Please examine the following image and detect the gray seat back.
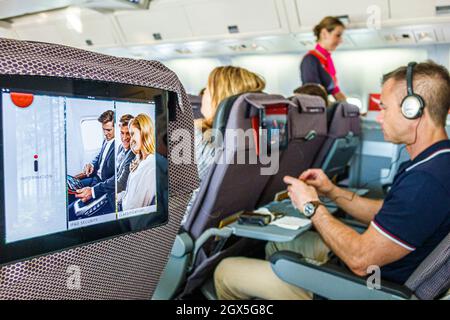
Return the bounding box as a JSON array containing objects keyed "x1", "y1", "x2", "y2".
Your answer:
[
  {"x1": 313, "y1": 102, "x2": 361, "y2": 178},
  {"x1": 406, "y1": 232, "x2": 450, "y2": 300},
  {"x1": 0, "y1": 38, "x2": 198, "y2": 300},
  {"x1": 180, "y1": 93, "x2": 294, "y2": 297},
  {"x1": 257, "y1": 94, "x2": 328, "y2": 206},
  {"x1": 188, "y1": 94, "x2": 203, "y2": 119},
  {"x1": 183, "y1": 93, "x2": 294, "y2": 244}
]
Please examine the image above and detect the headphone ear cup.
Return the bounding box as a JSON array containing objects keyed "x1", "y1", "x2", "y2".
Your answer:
[
  {"x1": 401, "y1": 94, "x2": 424, "y2": 119},
  {"x1": 416, "y1": 95, "x2": 425, "y2": 117}
]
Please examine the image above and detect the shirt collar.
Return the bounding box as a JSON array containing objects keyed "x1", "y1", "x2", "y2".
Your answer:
[
  {"x1": 315, "y1": 44, "x2": 331, "y2": 58},
  {"x1": 412, "y1": 139, "x2": 450, "y2": 162},
  {"x1": 402, "y1": 139, "x2": 450, "y2": 171}
]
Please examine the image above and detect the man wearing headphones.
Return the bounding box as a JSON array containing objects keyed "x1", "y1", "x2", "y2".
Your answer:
[{"x1": 214, "y1": 61, "x2": 450, "y2": 300}]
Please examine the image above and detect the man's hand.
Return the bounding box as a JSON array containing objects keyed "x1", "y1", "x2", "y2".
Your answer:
[
  {"x1": 83, "y1": 163, "x2": 94, "y2": 177},
  {"x1": 284, "y1": 176, "x2": 320, "y2": 211},
  {"x1": 75, "y1": 187, "x2": 93, "y2": 203},
  {"x1": 299, "y1": 169, "x2": 335, "y2": 197}
]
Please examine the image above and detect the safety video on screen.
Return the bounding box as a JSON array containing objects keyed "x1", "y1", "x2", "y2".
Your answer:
[{"x1": 2, "y1": 90, "x2": 158, "y2": 243}]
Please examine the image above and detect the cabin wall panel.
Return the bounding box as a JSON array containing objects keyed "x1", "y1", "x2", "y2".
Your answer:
[{"x1": 162, "y1": 57, "x2": 223, "y2": 95}]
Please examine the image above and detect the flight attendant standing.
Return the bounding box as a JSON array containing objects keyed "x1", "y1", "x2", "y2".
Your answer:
[{"x1": 300, "y1": 16, "x2": 347, "y2": 101}]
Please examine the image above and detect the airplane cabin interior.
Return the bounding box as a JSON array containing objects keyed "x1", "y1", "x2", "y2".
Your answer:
[{"x1": 0, "y1": 0, "x2": 449, "y2": 303}]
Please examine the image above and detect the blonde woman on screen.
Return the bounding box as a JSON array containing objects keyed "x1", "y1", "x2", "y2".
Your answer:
[{"x1": 118, "y1": 113, "x2": 156, "y2": 211}]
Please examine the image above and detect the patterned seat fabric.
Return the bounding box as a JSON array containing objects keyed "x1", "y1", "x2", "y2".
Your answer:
[
  {"x1": 406, "y1": 232, "x2": 450, "y2": 300},
  {"x1": 0, "y1": 38, "x2": 199, "y2": 299}
]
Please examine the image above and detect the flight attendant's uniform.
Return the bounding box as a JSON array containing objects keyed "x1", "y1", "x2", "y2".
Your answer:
[{"x1": 300, "y1": 44, "x2": 341, "y2": 96}]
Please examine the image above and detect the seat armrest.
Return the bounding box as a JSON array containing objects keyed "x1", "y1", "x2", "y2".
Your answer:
[
  {"x1": 270, "y1": 251, "x2": 413, "y2": 300},
  {"x1": 171, "y1": 233, "x2": 194, "y2": 258},
  {"x1": 188, "y1": 227, "x2": 234, "y2": 272}
]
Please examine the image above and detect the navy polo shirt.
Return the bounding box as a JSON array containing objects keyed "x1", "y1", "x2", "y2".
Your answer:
[{"x1": 372, "y1": 140, "x2": 450, "y2": 284}]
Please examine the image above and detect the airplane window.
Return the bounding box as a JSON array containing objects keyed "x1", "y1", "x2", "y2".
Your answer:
[
  {"x1": 347, "y1": 97, "x2": 363, "y2": 111},
  {"x1": 80, "y1": 118, "x2": 103, "y2": 152}
]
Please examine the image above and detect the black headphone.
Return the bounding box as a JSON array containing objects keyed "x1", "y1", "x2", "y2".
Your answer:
[{"x1": 401, "y1": 62, "x2": 425, "y2": 119}]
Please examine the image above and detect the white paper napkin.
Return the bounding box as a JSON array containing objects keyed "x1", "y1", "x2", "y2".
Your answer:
[{"x1": 270, "y1": 216, "x2": 311, "y2": 230}]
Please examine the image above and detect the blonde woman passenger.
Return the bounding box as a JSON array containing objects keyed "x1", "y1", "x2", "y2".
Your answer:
[
  {"x1": 194, "y1": 66, "x2": 266, "y2": 180},
  {"x1": 118, "y1": 113, "x2": 156, "y2": 211},
  {"x1": 183, "y1": 66, "x2": 266, "y2": 223}
]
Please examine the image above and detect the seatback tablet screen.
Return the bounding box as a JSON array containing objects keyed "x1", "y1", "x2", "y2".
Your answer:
[{"x1": 0, "y1": 75, "x2": 169, "y2": 265}]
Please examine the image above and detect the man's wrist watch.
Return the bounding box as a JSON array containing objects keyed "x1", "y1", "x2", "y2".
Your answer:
[{"x1": 302, "y1": 200, "x2": 323, "y2": 218}]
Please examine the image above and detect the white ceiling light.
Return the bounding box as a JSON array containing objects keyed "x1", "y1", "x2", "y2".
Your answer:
[
  {"x1": 175, "y1": 48, "x2": 193, "y2": 55},
  {"x1": 382, "y1": 31, "x2": 415, "y2": 44},
  {"x1": 415, "y1": 30, "x2": 436, "y2": 43},
  {"x1": 228, "y1": 43, "x2": 266, "y2": 52},
  {"x1": 299, "y1": 40, "x2": 315, "y2": 47}
]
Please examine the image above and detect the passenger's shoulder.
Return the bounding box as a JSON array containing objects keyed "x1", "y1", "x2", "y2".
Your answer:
[
  {"x1": 401, "y1": 169, "x2": 449, "y2": 195},
  {"x1": 301, "y1": 53, "x2": 320, "y2": 65}
]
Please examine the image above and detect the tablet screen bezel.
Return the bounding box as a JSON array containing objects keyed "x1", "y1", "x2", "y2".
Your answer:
[{"x1": 0, "y1": 75, "x2": 170, "y2": 265}]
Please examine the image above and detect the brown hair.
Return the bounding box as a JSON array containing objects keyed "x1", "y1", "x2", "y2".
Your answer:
[
  {"x1": 98, "y1": 110, "x2": 114, "y2": 124},
  {"x1": 203, "y1": 66, "x2": 266, "y2": 130},
  {"x1": 119, "y1": 114, "x2": 133, "y2": 127},
  {"x1": 382, "y1": 60, "x2": 450, "y2": 127},
  {"x1": 294, "y1": 83, "x2": 329, "y2": 106},
  {"x1": 313, "y1": 16, "x2": 345, "y2": 41}
]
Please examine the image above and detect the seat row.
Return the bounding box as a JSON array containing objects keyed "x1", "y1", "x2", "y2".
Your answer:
[{"x1": 154, "y1": 91, "x2": 361, "y2": 299}]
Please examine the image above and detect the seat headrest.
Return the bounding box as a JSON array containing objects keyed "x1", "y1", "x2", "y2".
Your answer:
[
  {"x1": 211, "y1": 93, "x2": 243, "y2": 142},
  {"x1": 188, "y1": 94, "x2": 202, "y2": 107},
  {"x1": 326, "y1": 102, "x2": 361, "y2": 137},
  {"x1": 244, "y1": 93, "x2": 296, "y2": 117},
  {"x1": 188, "y1": 94, "x2": 204, "y2": 119},
  {"x1": 338, "y1": 102, "x2": 360, "y2": 118},
  {"x1": 290, "y1": 94, "x2": 326, "y2": 114},
  {"x1": 327, "y1": 101, "x2": 360, "y2": 120},
  {"x1": 211, "y1": 92, "x2": 293, "y2": 147},
  {"x1": 289, "y1": 94, "x2": 328, "y2": 139}
]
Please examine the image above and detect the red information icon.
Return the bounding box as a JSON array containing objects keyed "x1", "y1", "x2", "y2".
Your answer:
[
  {"x1": 10, "y1": 92, "x2": 34, "y2": 108},
  {"x1": 34, "y1": 155, "x2": 39, "y2": 172}
]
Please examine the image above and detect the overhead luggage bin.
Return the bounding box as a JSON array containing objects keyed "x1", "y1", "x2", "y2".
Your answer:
[
  {"x1": 291, "y1": 0, "x2": 390, "y2": 30},
  {"x1": 114, "y1": 2, "x2": 194, "y2": 45},
  {"x1": 390, "y1": 0, "x2": 436, "y2": 20},
  {"x1": 11, "y1": 7, "x2": 121, "y2": 48},
  {"x1": 184, "y1": 0, "x2": 289, "y2": 39}
]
